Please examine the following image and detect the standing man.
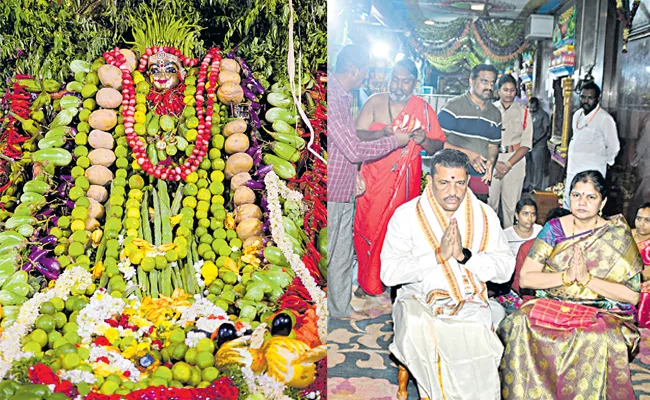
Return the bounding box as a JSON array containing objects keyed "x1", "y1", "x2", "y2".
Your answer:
[
  {"x1": 525, "y1": 97, "x2": 551, "y2": 191},
  {"x1": 381, "y1": 149, "x2": 515, "y2": 400},
  {"x1": 353, "y1": 59, "x2": 445, "y2": 296},
  {"x1": 489, "y1": 74, "x2": 533, "y2": 228},
  {"x1": 438, "y1": 64, "x2": 502, "y2": 203},
  {"x1": 328, "y1": 45, "x2": 411, "y2": 318},
  {"x1": 564, "y1": 82, "x2": 620, "y2": 208}
]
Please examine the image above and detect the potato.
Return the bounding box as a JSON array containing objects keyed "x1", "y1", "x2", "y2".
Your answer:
[
  {"x1": 233, "y1": 186, "x2": 256, "y2": 206},
  {"x1": 88, "y1": 148, "x2": 116, "y2": 167},
  {"x1": 97, "y1": 64, "x2": 123, "y2": 89},
  {"x1": 85, "y1": 165, "x2": 114, "y2": 186},
  {"x1": 86, "y1": 185, "x2": 109, "y2": 203},
  {"x1": 230, "y1": 172, "x2": 252, "y2": 191},
  {"x1": 85, "y1": 218, "x2": 100, "y2": 231},
  {"x1": 95, "y1": 88, "x2": 123, "y2": 109},
  {"x1": 224, "y1": 153, "x2": 253, "y2": 180},
  {"x1": 217, "y1": 82, "x2": 244, "y2": 104},
  {"x1": 220, "y1": 59, "x2": 241, "y2": 74},
  {"x1": 236, "y1": 218, "x2": 263, "y2": 241},
  {"x1": 243, "y1": 236, "x2": 264, "y2": 249},
  {"x1": 87, "y1": 198, "x2": 105, "y2": 219},
  {"x1": 88, "y1": 130, "x2": 114, "y2": 150},
  {"x1": 218, "y1": 70, "x2": 241, "y2": 85},
  {"x1": 224, "y1": 133, "x2": 249, "y2": 154},
  {"x1": 89, "y1": 109, "x2": 118, "y2": 131},
  {"x1": 223, "y1": 119, "x2": 247, "y2": 137},
  {"x1": 119, "y1": 49, "x2": 137, "y2": 72},
  {"x1": 235, "y1": 204, "x2": 262, "y2": 223}
]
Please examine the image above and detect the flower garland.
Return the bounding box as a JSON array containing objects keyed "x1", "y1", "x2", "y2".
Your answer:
[
  {"x1": 616, "y1": 0, "x2": 642, "y2": 52},
  {"x1": 264, "y1": 171, "x2": 327, "y2": 342},
  {"x1": 76, "y1": 289, "x2": 126, "y2": 344},
  {"x1": 89, "y1": 344, "x2": 141, "y2": 382},
  {"x1": 241, "y1": 366, "x2": 291, "y2": 400},
  {"x1": 0, "y1": 267, "x2": 92, "y2": 380},
  {"x1": 103, "y1": 46, "x2": 221, "y2": 181}
]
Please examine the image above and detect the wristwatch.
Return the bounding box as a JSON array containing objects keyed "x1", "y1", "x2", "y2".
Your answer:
[{"x1": 458, "y1": 248, "x2": 472, "y2": 264}]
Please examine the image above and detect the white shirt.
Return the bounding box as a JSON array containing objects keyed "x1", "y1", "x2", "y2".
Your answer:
[
  {"x1": 503, "y1": 224, "x2": 542, "y2": 257},
  {"x1": 567, "y1": 106, "x2": 620, "y2": 176}
]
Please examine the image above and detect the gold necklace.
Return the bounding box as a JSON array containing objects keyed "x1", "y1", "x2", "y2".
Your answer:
[{"x1": 572, "y1": 216, "x2": 599, "y2": 237}]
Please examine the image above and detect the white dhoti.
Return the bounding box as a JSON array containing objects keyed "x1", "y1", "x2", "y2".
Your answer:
[{"x1": 390, "y1": 297, "x2": 504, "y2": 400}]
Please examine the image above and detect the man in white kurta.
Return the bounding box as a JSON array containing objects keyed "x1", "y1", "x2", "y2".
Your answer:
[
  {"x1": 564, "y1": 82, "x2": 619, "y2": 207},
  {"x1": 381, "y1": 149, "x2": 515, "y2": 400}
]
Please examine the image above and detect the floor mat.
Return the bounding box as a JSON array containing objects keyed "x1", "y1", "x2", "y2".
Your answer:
[{"x1": 328, "y1": 288, "x2": 650, "y2": 399}]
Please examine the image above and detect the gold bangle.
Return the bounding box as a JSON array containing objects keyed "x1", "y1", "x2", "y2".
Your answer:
[
  {"x1": 561, "y1": 271, "x2": 571, "y2": 286},
  {"x1": 577, "y1": 274, "x2": 592, "y2": 288}
]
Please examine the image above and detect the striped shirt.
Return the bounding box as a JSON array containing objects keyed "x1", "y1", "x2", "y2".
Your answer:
[
  {"x1": 328, "y1": 75, "x2": 398, "y2": 203},
  {"x1": 438, "y1": 92, "x2": 502, "y2": 174}
]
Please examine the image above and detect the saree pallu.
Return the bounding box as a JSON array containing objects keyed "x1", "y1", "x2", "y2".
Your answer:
[{"x1": 497, "y1": 215, "x2": 643, "y2": 400}]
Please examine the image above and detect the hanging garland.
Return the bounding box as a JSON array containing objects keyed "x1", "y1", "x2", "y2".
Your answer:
[
  {"x1": 473, "y1": 19, "x2": 527, "y2": 55},
  {"x1": 471, "y1": 23, "x2": 531, "y2": 62},
  {"x1": 616, "y1": 0, "x2": 642, "y2": 52}
]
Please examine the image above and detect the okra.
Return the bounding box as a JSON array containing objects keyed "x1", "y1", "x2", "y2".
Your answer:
[
  {"x1": 152, "y1": 188, "x2": 162, "y2": 246},
  {"x1": 170, "y1": 183, "x2": 184, "y2": 215},
  {"x1": 141, "y1": 191, "x2": 152, "y2": 244},
  {"x1": 158, "y1": 181, "x2": 172, "y2": 244},
  {"x1": 149, "y1": 269, "x2": 159, "y2": 298}
]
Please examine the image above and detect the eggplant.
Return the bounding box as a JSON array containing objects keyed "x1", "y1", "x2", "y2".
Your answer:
[
  {"x1": 65, "y1": 200, "x2": 75, "y2": 209},
  {"x1": 250, "y1": 102, "x2": 261, "y2": 111},
  {"x1": 217, "y1": 322, "x2": 238, "y2": 348},
  {"x1": 271, "y1": 313, "x2": 293, "y2": 336},
  {"x1": 246, "y1": 146, "x2": 259, "y2": 157},
  {"x1": 262, "y1": 219, "x2": 271, "y2": 232},
  {"x1": 39, "y1": 235, "x2": 57, "y2": 246},
  {"x1": 35, "y1": 263, "x2": 59, "y2": 280},
  {"x1": 241, "y1": 85, "x2": 257, "y2": 102},
  {"x1": 246, "y1": 180, "x2": 265, "y2": 190},
  {"x1": 250, "y1": 110, "x2": 262, "y2": 128},
  {"x1": 39, "y1": 258, "x2": 61, "y2": 272},
  {"x1": 256, "y1": 165, "x2": 273, "y2": 176}
]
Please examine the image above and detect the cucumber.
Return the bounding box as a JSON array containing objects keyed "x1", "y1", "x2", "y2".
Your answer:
[
  {"x1": 19, "y1": 192, "x2": 46, "y2": 205},
  {"x1": 268, "y1": 130, "x2": 305, "y2": 150},
  {"x1": 4, "y1": 216, "x2": 36, "y2": 230},
  {"x1": 262, "y1": 154, "x2": 296, "y2": 179},
  {"x1": 263, "y1": 246, "x2": 288, "y2": 266},
  {"x1": 271, "y1": 141, "x2": 301, "y2": 163},
  {"x1": 23, "y1": 180, "x2": 50, "y2": 195},
  {"x1": 37, "y1": 135, "x2": 66, "y2": 150},
  {"x1": 32, "y1": 148, "x2": 72, "y2": 166}
]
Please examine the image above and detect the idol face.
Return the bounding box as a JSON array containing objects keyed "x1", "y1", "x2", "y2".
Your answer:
[{"x1": 148, "y1": 59, "x2": 184, "y2": 91}]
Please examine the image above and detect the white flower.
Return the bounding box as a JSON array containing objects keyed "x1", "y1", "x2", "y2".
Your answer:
[
  {"x1": 77, "y1": 291, "x2": 126, "y2": 344},
  {"x1": 89, "y1": 345, "x2": 140, "y2": 382},
  {"x1": 241, "y1": 366, "x2": 291, "y2": 400},
  {"x1": 118, "y1": 235, "x2": 125, "y2": 246},
  {"x1": 264, "y1": 172, "x2": 327, "y2": 342},
  {"x1": 175, "y1": 297, "x2": 227, "y2": 328},
  {"x1": 0, "y1": 267, "x2": 92, "y2": 380},
  {"x1": 231, "y1": 246, "x2": 239, "y2": 252},
  {"x1": 59, "y1": 369, "x2": 97, "y2": 385},
  {"x1": 185, "y1": 331, "x2": 207, "y2": 348},
  {"x1": 171, "y1": 261, "x2": 178, "y2": 268}
]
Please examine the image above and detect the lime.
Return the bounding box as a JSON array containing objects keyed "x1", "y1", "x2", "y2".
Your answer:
[
  {"x1": 62, "y1": 353, "x2": 81, "y2": 370},
  {"x1": 65, "y1": 297, "x2": 78, "y2": 312},
  {"x1": 63, "y1": 322, "x2": 78, "y2": 335},
  {"x1": 153, "y1": 365, "x2": 173, "y2": 382},
  {"x1": 40, "y1": 301, "x2": 56, "y2": 315},
  {"x1": 195, "y1": 351, "x2": 215, "y2": 369},
  {"x1": 49, "y1": 359, "x2": 62, "y2": 372},
  {"x1": 201, "y1": 366, "x2": 220, "y2": 382},
  {"x1": 78, "y1": 346, "x2": 90, "y2": 361},
  {"x1": 105, "y1": 374, "x2": 122, "y2": 385},
  {"x1": 48, "y1": 331, "x2": 63, "y2": 348},
  {"x1": 35, "y1": 315, "x2": 55, "y2": 333},
  {"x1": 30, "y1": 329, "x2": 49, "y2": 348},
  {"x1": 197, "y1": 381, "x2": 211, "y2": 388},
  {"x1": 196, "y1": 338, "x2": 215, "y2": 354},
  {"x1": 184, "y1": 347, "x2": 198, "y2": 365},
  {"x1": 53, "y1": 312, "x2": 67, "y2": 329},
  {"x1": 150, "y1": 377, "x2": 168, "y2": 387},
  {"x1": 189, "y1": 366, "x2": 202, "y2": 386},
  {"x1": 169, "y1": 380, "x2": 183, "y2": 388},
  {"x1": 56, "y1": 343, "x2": 77, "y2": 357},
  {"x1": 171, "y1": 362, "x2": 191, "y2": 383},
  {"x1": 63, "y1": 331, "x2": 81, "y2": 345},
  {"x1": 170, "y1": 343, "x2": 188, "y2": 361}
]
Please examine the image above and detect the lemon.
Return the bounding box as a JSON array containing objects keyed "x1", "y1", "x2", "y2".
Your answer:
[
  {"x1": 196, "y1": 338, "x2": 215, "y2": 354},
  {"x1": 62, "y1": 353, "x2": 81, "y2": 370},
  {"x1": 30, "y1": 329, "x2": 49, "y2": 348},
  {"x1": 99, "y1": 380, "x2": 119, "y2": 395},
  {"x1": 35, "y1": 315, "x2": 55, "y2": 333},
  {"x1": 201, "y1": 366, "x2": 220, "y2": 382},
  {"x1": 169, "y1": 329, "x2": 186, "y2": 344},
  {"x1": 23, "y1": 340, "x2": 42, "y2": 354},
  {"x1": 195, "y1": 351, "x2": 215, "y2": 369},
  {"x1": 153, "y1": 366, "x2": 173, "y2": 382},
  {"x1": 210, "y1": 170, "x2": 224, "y2": 183},
  {"x1": 197, "y1": 381, "x2": 211, "y2": 388},
  {"x1": 186, "y1": 172, "x2": 198, "y2": 184},
  {"x1": 48, "y1": 331, "x2": 63, "y2": 348},
  {"x1": 141, "y1": 257, "x2": 156, "y2": 272},
  {"x1": 52, "y1": 312, "x2": 67, "y2": 329},
  {"x1": 169, "y1": 380, "x2": 183, "y2": 388},
  {"x1": 63, "y1": 322, "x2": 79, "y2": 335},
  {"x1": 189, "y1": 366, "x2": 202, "y2": 386},
  {"x1": 105, "y1": 373, "x2": 122, "y2": 385},
  {"x1": 184, "y1": 347, "x2": 198, "y2": 365},
  {"x1": 171, "y1": 362, "x2": 191, "y2": 383},
  {"x1": 40, "y1": 301, "x2": 56, "y2": 315},
  {"x1": 134, "y1": 111, "x2": 146, "y2": 124}
]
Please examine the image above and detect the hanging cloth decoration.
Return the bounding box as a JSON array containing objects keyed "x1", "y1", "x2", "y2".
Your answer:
[{"x1": 616, "y1": 0, "x2": 642, "y2": 53}]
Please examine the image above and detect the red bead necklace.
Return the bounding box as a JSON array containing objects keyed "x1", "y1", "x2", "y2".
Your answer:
[{"x1": 103, "y1": 46, "x2": 222, "y2": 181}]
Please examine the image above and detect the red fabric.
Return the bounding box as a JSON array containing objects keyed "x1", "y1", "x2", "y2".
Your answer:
[
  {"x1": 639, "y1": 288, "x2": 650, "y2": 329},
  {"x1": 528, "y1": 298, "x2": 600, "y2": 330},
  {"x1": 354, "y1": 95, "x2": 445, "y2": 295},
  {"x1": 512, "y1": 239, "x2": 534, "y2": 295}
]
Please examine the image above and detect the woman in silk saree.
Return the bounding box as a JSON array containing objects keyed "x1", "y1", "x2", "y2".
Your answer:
[
  {"x1": 633, "y1": 202, "x2": 650, "y2": 275},
  {"x1": 498, "y1": 171, "x2": 643, "y2": 400}
]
